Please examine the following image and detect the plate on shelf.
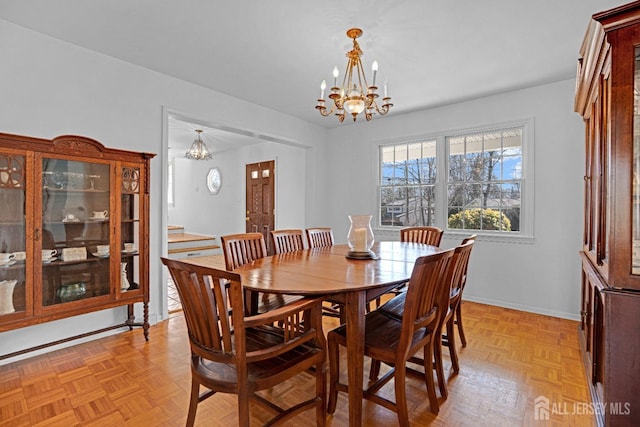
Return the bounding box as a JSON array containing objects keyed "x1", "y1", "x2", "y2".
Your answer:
[
  {"x1": 121, "y1": 249, "x2": 137, "y2": 254},
  {"x1": 0, "y1": 260, "x2": 16, "y2": 267},
  {"x1": 88, "y1": 216, "x2": 109, "y2": 221},
  {"x1": 92, "y1": 252, "x2": 110, "y2": 258},
  {"x1": 41, "y1": 257, "x2": 57, "y2": 264}
]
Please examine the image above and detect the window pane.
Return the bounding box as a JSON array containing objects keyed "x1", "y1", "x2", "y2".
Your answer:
[
  {"x1": 379, "y1": 140, "x2": 436, "y2": 227},
  {"x1": 449, "y1": 153, "x2": 465, "y2": 182},
  {"x1": 446, "y1": 126, "x2": 524, "y2": 233}
]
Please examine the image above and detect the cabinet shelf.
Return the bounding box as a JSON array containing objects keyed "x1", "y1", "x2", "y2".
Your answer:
[{"x1": 42, "y1": 187, "x2": 108, "y2": 193}]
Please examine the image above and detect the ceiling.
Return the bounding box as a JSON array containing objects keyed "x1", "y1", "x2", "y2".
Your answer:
[{"x1": 0, "y1": 0, "x2": 623, "y2": 137}]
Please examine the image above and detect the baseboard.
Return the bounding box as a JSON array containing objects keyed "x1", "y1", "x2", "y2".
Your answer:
[{"x1": 462, "y1": 295, "x2": 580, "y2": 321}]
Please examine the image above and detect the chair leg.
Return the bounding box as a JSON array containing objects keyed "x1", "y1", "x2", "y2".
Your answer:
[
  {"x1": 238, "y1": 386, "x2": 250, "y2": 427},
  {"x1": 422, "y1": 341, "x2": 439, "y2": 414},
  {"x1": 456, "y1": 303, "x2": 467, "y2": 347},
  {"x1": 433, "y1": 332, "x2": 447, "y2": 400},
  {"x1": 394, "y1": 366, "x2": 410, "y2": 427},
  {"x1": 186, "y1": 380, "x2": 200, "y2": 427},
  {"x1": 369, "y1": 358, "x2": 381, "y2": 382},
  {"x1": 316, "y1": 360, "x2": 327, "y2": 427},
  {"x1": 327, "y1": 333, "x2": 340, "y2": 414},
  {"x1": 447, "y1": 318, "x2": 460, "y2": 374}
]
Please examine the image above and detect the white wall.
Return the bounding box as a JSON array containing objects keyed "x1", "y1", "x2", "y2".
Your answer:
[
  {"x1": 324, "y1": 79, "x2": 585, "y2": 319},
  {"x1": 168, "y1": 140, "x2": 308, "y2": 237},
  {"x1": 0, "y1": 19, "x2": 325, "y2": 361}
]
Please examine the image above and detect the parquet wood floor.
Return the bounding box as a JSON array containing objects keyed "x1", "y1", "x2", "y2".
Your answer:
[{"x1": 0, "y1": 301, "x2": 595, "y2": 426}]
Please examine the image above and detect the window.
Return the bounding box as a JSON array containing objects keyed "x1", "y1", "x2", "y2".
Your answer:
[
  {"x1": 377, "y1": 120, "x2": 532, "y2": 239},
  {"x1": 447, "y1": 128, "x2": 522, "y2": 232},
  {"x1": 379, "y1": 140, "x2": 437, "y2": 227}
]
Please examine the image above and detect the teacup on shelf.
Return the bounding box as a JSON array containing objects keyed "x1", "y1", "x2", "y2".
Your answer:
[
  {"x1": 95, "y1": 245, "x2": 110, "y2": 255},
  {"x1": 91, "y1": 210, "x2": 108, "y2": 220},
  {"x1": 12, "y1": 251, "x2": 26, "y2": 262},
  {"x1": 0, "y1": 253, "x2": 15, "y2": 264}
]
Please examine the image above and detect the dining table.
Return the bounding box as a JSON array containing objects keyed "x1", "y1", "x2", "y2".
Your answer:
[{"x1": 183, "y1": 240, "x2": 441, "y2": 427}]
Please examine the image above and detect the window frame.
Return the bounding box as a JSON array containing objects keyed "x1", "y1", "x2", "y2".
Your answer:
[{"x1": 375, "y1": 118, "x2": 534, "y2": 243}]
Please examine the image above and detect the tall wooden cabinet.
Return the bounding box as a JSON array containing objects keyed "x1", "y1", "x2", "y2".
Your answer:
[
  {"x1": 0, "y1": 132, "x2": 154, "y2": 355},
  {"x1": 575, "y1": 2, "x2": 640, "y2": 426}
]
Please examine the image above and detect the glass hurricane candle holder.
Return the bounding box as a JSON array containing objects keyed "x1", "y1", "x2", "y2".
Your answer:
[{"x1": 347, "y1": 215, "x2": 376, "y2": 259}]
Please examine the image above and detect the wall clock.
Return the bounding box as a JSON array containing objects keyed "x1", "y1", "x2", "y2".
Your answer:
[{"x1": 207, "y1": 167, "x2": 221, "y2": 195}]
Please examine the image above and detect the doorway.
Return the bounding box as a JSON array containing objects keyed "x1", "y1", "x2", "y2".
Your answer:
[{"x1": 161, "y1": 108, "x2": 309, "y2": 320}]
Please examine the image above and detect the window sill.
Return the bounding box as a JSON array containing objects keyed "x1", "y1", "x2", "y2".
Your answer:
[{"x1": 373, "y1": 227, "x2": 535, "y2": 244}]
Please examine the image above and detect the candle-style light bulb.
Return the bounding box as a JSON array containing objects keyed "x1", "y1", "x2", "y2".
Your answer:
[
  {"x1": 333, "y1": 66, "x2": 339, "y2": 87},
  {"x1": 320, "y1": 80, "x2": 326, "y2": 99},
  {"x1": 372, "y1": 60, "x2": 378, "y2": 86},
  {"x1": 384, "y1": 80, "x2": 388, "y2": 98}
]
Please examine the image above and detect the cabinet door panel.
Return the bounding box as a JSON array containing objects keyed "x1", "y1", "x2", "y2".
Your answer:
[
  {"x1": 119, "y1": 165, "x2": 142, "y2": 295},
  {"x1": 0, "y1": 151, "x2": 29, "y2": 318},
  {"x1": 39, "y1": 157, "x2": 112, "y2": 308}
]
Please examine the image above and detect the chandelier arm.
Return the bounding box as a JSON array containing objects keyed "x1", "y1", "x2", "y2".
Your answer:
[{"x1": 316, "y1": 103, "x2": 335, "y2": 117}]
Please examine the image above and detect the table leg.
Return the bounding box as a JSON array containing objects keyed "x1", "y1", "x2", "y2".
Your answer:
[{"x1": 344, "y1": 291, "x2": 366, "y2": 427}]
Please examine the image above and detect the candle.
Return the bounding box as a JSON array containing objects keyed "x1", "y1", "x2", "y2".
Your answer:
[
  {"x1": 384, "y1": 81, "x2": 388, "y2": 98},
  {"x1": 320, "y1": 80, "x2": 326, "y2": 99},
  {"x1": 354, "y1": 228, "x2": 367, "y2": 252},
  {"x1": 372, "y1": 61, "x2": 378, "y2": 86},
  {"x1": 333, "y1": 66, "x2": 339, "y2": 87}
]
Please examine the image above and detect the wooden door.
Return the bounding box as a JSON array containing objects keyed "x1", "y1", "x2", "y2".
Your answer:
[{"x1": 246, "y1": 160, "x2": 275, "y2": 254}]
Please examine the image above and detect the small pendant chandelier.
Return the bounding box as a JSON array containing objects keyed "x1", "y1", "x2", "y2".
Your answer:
[
  {"x1": 185, "y1": 129, "x2": 212, "y2": 160},
  {"x1": 315, "y1": 28, "x2": 393, "y2": 123}
]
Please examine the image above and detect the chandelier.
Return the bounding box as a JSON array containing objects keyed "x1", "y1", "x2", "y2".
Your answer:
[
  {"x1": 315, "y1": 28, "x2": 393, "y2": 122},
  {"x1": 185, "y1": 129, "x2": 212, "y2": 160}
]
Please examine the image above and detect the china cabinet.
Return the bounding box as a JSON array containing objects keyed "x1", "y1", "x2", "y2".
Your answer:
[
  {"x1": 575, "y1": 2, "x2": 640, "y2": 426},
  {"x1": 0, "y1": 132, "x2": 154, "y2": 356}
]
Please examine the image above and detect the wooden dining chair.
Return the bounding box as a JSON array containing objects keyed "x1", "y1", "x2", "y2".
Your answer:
[
  {"x1": 327, "y1": 249, "x2": 454, "y2": 425},
  {"x1": 305, "y1": 228, "x2": 334, "y2": 248},
  {"x1": 374, "y1": 239, "x2": 475, "y2": 399},
  {"x1": 161, "y1": 257, "x2": 327, "y2": 427},
  {"x1": 455, "y1": 234, "x2": 477, "y2": 347},
  {"x1": 220, "y1": 232, "x2": 281, "y2": 314},
  {"x1": 271, "y1": 229, "x2": 305, "y2": 254},
  {"x1": 400, "y1": 226, "x2": 444, "y2": 246}
]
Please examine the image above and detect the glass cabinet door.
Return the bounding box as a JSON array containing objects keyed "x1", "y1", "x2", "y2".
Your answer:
[
  {"x1": 120, "y1": 165, "x2": 141, "y2": 294},
  {"x1": 41, "y1": 157, "x2": 111, "y2": 306},
  {"x1": 0, "y1": 152, "x2": 27, "y2": 317}
]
